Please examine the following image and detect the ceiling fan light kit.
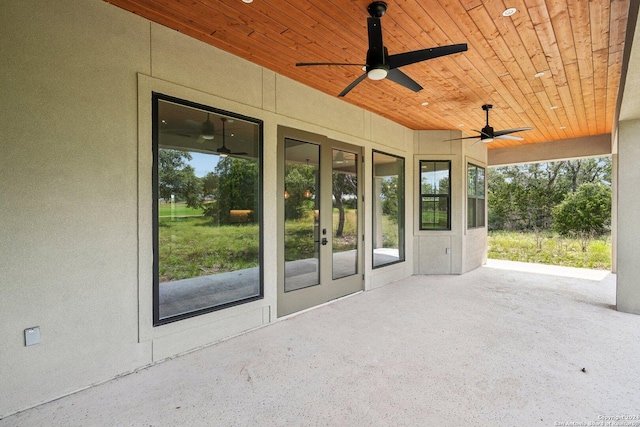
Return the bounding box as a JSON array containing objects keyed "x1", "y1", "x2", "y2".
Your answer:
[
  {"x1": 296, "y1": 1, "x2": 468, "y2": 97},
  {"x1": 201, "y1": 113, "x2": 215, "y2": 140},
  {"x1": 368, "y1": 67, "x2": 388, "y2": 80}
]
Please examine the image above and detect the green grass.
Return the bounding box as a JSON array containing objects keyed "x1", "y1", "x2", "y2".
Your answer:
[
  {"x1": 159, "y1": 216, "x2": 259, "y2": 281},
  {"x1": 160, "y1": 207, "x2": 401, "y2": 282},
  {"x1": 332, "y1": 209, "x2": 358, "y2": 252},
  {"x1": 488, "y1": 231, "x2": 611, "y2": 270},
  {"x1": 284, "y1": 209, "x2": 359, "y2": 261},
  {"x1": 421, "y1": 211, "x2": 448, "y2": 229},
  {"x1": 381, "y1": 214, "x2": 399, "y2": 248},
  {"x1": 159, "y1": 201, "x2": 204, "y2": 217}
]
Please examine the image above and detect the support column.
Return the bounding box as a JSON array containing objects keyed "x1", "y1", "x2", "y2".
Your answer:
[{"x1": 616, "y1": 119, "x2": 640, "y2": 314}]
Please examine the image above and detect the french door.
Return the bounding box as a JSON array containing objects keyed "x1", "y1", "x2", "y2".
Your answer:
[{"x1": 277, "y1": 129, "x2": 363, "y2": 317}]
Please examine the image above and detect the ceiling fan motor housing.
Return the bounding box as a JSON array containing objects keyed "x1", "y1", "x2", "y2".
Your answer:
[
  {"x1": 366, "y1": 46, "x2": 389, "y2": 79},
  {"x1": 367, "y1": 1, "x2": 387, "y2": 18},
  {"x1": 481, "y1": 125, "x2": 494, "y2": 141}
]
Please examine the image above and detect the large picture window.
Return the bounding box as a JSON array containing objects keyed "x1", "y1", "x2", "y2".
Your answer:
[
  {"x1": 420, "y1": 161, "x2": 451, "y2": 230},
  {"x1": 153, "y1": 93, "x2": 262, "y2": 325},
  {"x1": 373, "y1": 151, "x2": 405, "y2": 268},
  {"x1": 467, "y1": 163, "x2": 486, "y2": 229}
]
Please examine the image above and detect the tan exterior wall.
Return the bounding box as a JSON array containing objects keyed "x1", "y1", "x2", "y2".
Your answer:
[
  {"x1": 412, "y1": 132, "x2": 488, "y2": 275},
  {"x1": 616, "y1": 119, "x2": 640, "y2": 314},
  {"x1": 1, "y1": 0, "x2": 153, "y2": 417},
  {"x1": 488, "y1": 134, "x2": 612, "y2": 167},
  {"x1": 0, "y1": 0, "x2": 489, "y2": 416}
]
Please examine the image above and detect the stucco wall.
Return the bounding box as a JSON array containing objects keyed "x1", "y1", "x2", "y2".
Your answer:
[
  {"x1": 0, "y1": 0, "x2": 426, "y2": 417},
  {"x1": 487, "y1": 134, "x2": 612, "y2": 167},
  {"x1": 412, "y1": 131, "x2": 488, "y2": 275},
  {"x1": 1, "y1": 0, "x2": 153, "y2": 416},
  {"x1": 616, "y1": 119, "x2": 640, "y2": 314}
]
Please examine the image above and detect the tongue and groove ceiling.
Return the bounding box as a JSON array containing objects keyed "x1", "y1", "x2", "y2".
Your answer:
[{"x1": 106, "y1": 0, "x2": 629, "y2": 148}]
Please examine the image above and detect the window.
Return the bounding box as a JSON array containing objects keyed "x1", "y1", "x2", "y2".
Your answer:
[
  {"x1": 420, "y1": 161, "x2": 451, "y2": 230},
  {"x1": 467, "y1": 163, "x2": 486, "y2": 229},
  {"x1": 373, "y1": 151, "x2": 405, "y2": 268},
  {"x1": 153, "y1": 93, "x2": 263, "y2": 325}
]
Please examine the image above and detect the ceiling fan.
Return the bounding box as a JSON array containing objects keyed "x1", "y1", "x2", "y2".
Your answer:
[
  {"x1": 196, "y1": 113, "x2": 215, "y2": 144},
  {"x1": 216, "y1": 117, "x2": 247, "y2": 157},
  {"x1": 446, "y1": 104, "x2": 533, "y2": 146},
  {"x1": 296, "y1": 1, "x2": 468, "y2": 97},
  {"x1": 160, "y1": 112, "x2": 215, "y2": 142}
]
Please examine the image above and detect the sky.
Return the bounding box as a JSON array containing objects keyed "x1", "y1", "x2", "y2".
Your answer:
[{"x1": 189, "y1": 152, "x2": 219, "y2": 177}]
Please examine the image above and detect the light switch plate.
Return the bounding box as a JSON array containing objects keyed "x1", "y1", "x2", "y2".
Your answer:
[{"x1": 24, "y1": 327, "x2": 40, "y2": 346}]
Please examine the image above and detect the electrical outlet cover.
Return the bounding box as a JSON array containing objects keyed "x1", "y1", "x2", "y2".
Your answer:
[{"x1": 24, "y1": 327, "x2": 41, "y2": 346}]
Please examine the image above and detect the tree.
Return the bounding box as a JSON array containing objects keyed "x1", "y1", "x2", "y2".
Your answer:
[
  {"x1": 202, "y1": 172, "x2": 219, "y2": 200},
  {"x1": 488, "y1": 163, "x2": 566, "y2": 233},
  {"x1": 562, "y1": 158, "x2": 612, "y2": 191},
  {"x1": 488, "y1": 157, "x2": 612, "y2": 234},
  {"x1": 380, "y1": 176, "x2": 398, "y2": 220},
  {"x1": 333, "y1": 172, "x2": 357, "y2": 237},
  {"x1": 158, "y1": 149, "x2": 201, "y2": 208},
  {"x1": 552, "y1": 183, "x2": 611, "y2": 251},
  {"x1": 284, "y1": 163, "x2": 316, "y2": 221},
  {"x1": 205, "y1": 156, "x2": 259, "y2": 224}
]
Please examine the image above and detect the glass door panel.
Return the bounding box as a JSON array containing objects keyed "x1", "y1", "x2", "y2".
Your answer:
[
  {"x1": 284, "y1": 139, "x2": 320, "y2": 292},
  {"x1": 278, "y1": 129, "x2": 363, "y2": 318},
  {"x1": 332, "y1": 149, "x2": 358, "y2": 279}
]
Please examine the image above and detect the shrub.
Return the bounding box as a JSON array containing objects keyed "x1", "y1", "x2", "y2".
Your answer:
[{"x1": 552, "y1": 183, "x2": 611, "y2": 251}]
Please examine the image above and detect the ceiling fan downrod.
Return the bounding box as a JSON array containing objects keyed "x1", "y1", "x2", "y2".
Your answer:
[{"x1": 481, "y1": 104, "x2": 494, "y2": 141}]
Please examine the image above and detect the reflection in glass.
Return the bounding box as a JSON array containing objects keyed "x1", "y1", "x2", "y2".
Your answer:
[
  {"x1": 332, "y1": 150, "x2": 358, "y2": 279},
  {"x1": 155, "y1": 97, "x2": 261, "y2": 323},
  {"x1": 420, "y1": 161, "x2": 451, "y2": 230},
  {"x1": 373, "y1": 151, "x2": 405, "y2": 268},
  {"x1": 467, "y1": 163, "x2": 486, "y2": 228},
  {"x1": 284, "y1": 139, "x2": 320, "y2": 292}
]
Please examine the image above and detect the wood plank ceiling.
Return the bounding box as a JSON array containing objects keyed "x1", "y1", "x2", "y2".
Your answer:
[{"x1": 106, "y1": 0, "x2": 629, "y2": 148}]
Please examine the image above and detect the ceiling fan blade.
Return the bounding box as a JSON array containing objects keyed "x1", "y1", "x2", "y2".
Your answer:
[
  {"x1": 495, "y1": 135, "x2": 524, "y2": 141},
  {"x1": 338, "y1": 73, "x2": 367, "y2": 97},
  {"x1": 442, "y1": 135, "x2": 481, "y2": 142},
  {"x1": 386, "y1": 68, "x2": 422, "y2": 92},
  {"x1": 494, "y1": 127, "x2": 533, "y2": 136},
  {"x1": 471, "y1": 139, "x2": 483, "y2": 147},
  {"x1": 296, "y1": 62, "x2": 366, "y2": 67},
  {"x1": 388, "y1": 43, "x2": 468, "y2": 69},
  {"x1": 367, "y1": 17, "x2": 384, "y2": 59}
]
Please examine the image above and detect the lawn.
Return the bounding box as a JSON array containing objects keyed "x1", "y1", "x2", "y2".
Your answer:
[
  {"x1": 488, "y1": 231, "x2": 611, "y2": 270},
  {"x1": 159, "y1": 201, "x2": 204, "y2": 217},
  {"x1": 160, "y1": 208, "x2": 363, "y2": 281},
  {"x1": 284, "y1": 208, "x2": 359, "y2": 261},
  {"x1": 159, "y1": 216, "x2": 259, "y2": 281}
]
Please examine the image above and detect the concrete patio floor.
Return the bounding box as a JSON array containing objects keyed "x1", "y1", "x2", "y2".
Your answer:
[{"x1": 2, "y1": 260, "x2": 640, "y2": 426}]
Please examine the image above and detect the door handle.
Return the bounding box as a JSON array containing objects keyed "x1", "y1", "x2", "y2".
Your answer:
[{"x1": 321, "y1": 237, "x2": 328, "y2": 245}]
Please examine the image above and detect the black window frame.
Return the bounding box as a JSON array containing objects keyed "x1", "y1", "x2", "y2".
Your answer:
[
  {"x1": 419, "y1": 160, "x2": 451, "y2": 231},
  {"x1": 372, "y1": 150, "x2": 406, "y2": 269},
  {"x1": 152, "y1": 92, "x2": 264, "y2": 326},
  {"x1": 467, "y1": 162, "x2": 486, "y2": 229}
]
